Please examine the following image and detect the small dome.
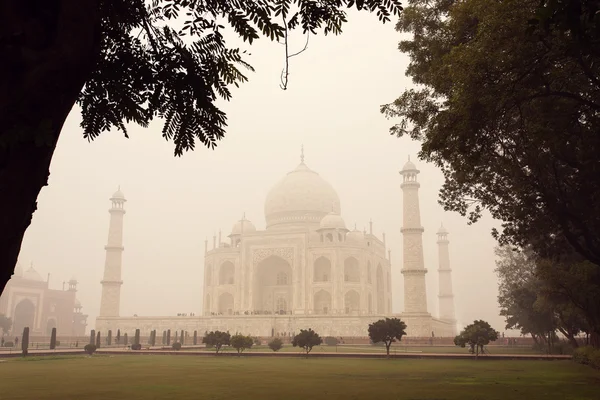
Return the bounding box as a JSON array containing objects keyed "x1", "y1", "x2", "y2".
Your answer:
[
  {"x1": 319, "y1": 212, "x2": 347, "y2": 230},
  {"x1": 437, "y1": 224, "x2": 449, "y2": 235},
  {"x1": 402, "y1": 159, "x2": 417, "y2": 171},
  {"x1": 23, "y1": 266, "x2": 43, "y2": 281},
  {"x1": 111, "y1": 187, "x2": 125, "y2": 200},
  {"x1": 13, "y1": 262, "x2": 23, "y2": 277},
  {"x1": 230, "y1": 218, "x2": 257, "y2": 236},
  {"x1": 346, "y1": 227, "x2": 364, "y2": 243}
]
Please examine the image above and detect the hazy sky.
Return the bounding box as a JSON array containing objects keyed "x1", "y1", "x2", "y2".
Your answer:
[{"x1": 16, "y1": 11, "x2": 506, "y2": 332}]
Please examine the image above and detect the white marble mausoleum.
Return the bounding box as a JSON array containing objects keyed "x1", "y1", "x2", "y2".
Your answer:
[{"x1": 96, "y1": 150, "x2": 457, "y2": 338}]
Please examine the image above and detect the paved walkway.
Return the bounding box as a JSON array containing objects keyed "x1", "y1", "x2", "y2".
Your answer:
[{"x1": 0, "y1": 347, "x2": 572, "y2": 360}]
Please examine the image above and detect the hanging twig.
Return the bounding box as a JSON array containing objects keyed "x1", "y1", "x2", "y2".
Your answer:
[{"x1": 279, "y1": 15, "x2": 310, "y2": 90}]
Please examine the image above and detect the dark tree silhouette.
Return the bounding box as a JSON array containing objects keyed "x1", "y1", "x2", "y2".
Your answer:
[{"x1": 0, "y1": 0, "x2": 402, "y2": 296}]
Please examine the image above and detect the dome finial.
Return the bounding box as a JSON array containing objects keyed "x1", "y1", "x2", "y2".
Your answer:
[{"x1": 300, "y1": 144, "x2": 304, "y2": 163}]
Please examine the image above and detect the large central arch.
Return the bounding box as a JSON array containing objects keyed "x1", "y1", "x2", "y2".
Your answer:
[
  {"x1": 253, "y1": 255, "x2": 293, "y2": 313},
  {"x1": 13, "y1": 299, "x2": 35, "y2": 334}
]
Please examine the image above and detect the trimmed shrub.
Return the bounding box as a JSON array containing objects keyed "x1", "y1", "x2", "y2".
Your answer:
[
  {"x1": 172, "y1": 342, "x2": 182, "y2": 351},
  {"x1": 131, "y1": 343, "x2": 142, "y2": 350},
  {"x1": 268, "y1": 337, "x2": 283, "y2": 352},
  {"x1": 134, "y1": 329, "x2": 140, "y2": 346},
  {"x1": 3, "y1": 341, "x2": 14, "y2": 347},
  {"x1": 96, "y1": 331, "x2": 101, "y2": 348},
  {"x1": 89, "y1": 330, "x2": 96, "y2": 345},
  {"x1": 193, "y1": 331, "x2": 198, "y2": 345},
  {"x1": 324, "y1": 336, "x2": 338, "y2": 346},
  {"x1": 573, "y1": 346, "x2": 600, "y2": 369},
  {"x1": 107, "y1": 330, "x2": 112, "y2": 346},
  {"x1": 84, "y1": 344, "x2": 97, "y2": 355},
  {"x1": 22, "y1": 327, "x2": 29, "y2": 356},
  {"x1": 253, "y1": 337, "x2": 262, "y2": 346},
  {"x1": 50, "y1": 328, "x2": 57, "y2": 349}
]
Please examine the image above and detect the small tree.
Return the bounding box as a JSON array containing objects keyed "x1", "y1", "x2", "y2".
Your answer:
[
  {"x1": 193, "y1": 331, "x2": 198, "y2": 345},
  {"x1": 292, "y1": 329, "x2": 322, "y2": 355},
  {"x1": 107, "y1": 330, "x2": 112, "y2": 346},
  {"x1": 149, "y1": 330, "x2": 156, "y2": 346},
  {"x1": 96, "y1": 331, "x2": 101, "y2": 348},
  {"x1": 368, "y1": 318, "x2": 407, "y2": 357},
  {"x1": 123, "y1": 333, "x2": 128, "y2": 346},
  {"x1": 89, "y1": 329, "x2": 95, "y2": 346},
  {"x1": 181, "y1": 330, "x2": 185, "y2": 345},
  {"x1": 134, "y1": 329, "x2": 140, "y2": 346},
  {"x1": 0, "y1": 314, "x2": 12, "y2": 336},
  {"x1": 230, "y1": 334, "x2": 254, "y2": 355},
  {"x1": 163, "y1": 330, "x2": 167, "y2": 345},
  {"x1": 454, "y1": 320, "x2": 500, "y2": 359},
  {"x1": 116, "y1": 329, "x2": 121, "y2": 344},
  {"x1": 268, "y1": 337, "x2": 283, "y2": 352},
  {"x1": 21, "y1": 327, "x2": 29, "y2": 356},
  {"x1": 50, "y1": 327, "x2": 57, "y2": 350},
  {"x1": 202, "y1": 331, "x2": 231, "y2": 354},
  {"x1": 167, "y1": 329, "x2": 171, "y2": 345}
]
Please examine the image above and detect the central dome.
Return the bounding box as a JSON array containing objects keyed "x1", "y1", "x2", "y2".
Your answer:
[{"x1": 265, "y1": 161, "x2": 341, "y2": 229}]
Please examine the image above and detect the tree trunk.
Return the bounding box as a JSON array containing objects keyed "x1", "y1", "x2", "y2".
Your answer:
[{"x1": 0, "y1": 0, "x2": 101, "y2": 295}]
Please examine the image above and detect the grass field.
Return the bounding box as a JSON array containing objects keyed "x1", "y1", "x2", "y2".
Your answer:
[{"x1": 1, "y1": 355, "x2": 598, "y2": 400}]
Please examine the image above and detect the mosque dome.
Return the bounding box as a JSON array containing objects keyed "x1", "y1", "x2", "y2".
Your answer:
[
  {"x1": 346, "y1": 226, "x2": 365, "y2": 243},
  {"x1": 13, "y1": 262, "x2": 23, "y2": 278},
  {"x1": 23, "y1": 266, "x2": 43, "y2": 281},
  {"x1": 230, "y1": 218, "x2": 257, "y2": 236},
  {"x1": 265, "y1": 161, "x2": 341, "y2": 229},
  {"x1": 319, "y1": 212, "x2": 347, "y2": 231}
]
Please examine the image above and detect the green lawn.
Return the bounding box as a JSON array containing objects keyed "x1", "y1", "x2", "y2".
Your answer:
[{"x1": 1, "y1": 355, "x2": 598, "y2": 400}]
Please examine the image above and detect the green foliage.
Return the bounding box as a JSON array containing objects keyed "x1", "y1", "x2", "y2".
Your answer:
[
  {"x1": 163, "y1": 331, "x2": 167, "y2": 345},
  {"x1": 292, "y1": 329, "x2": 322, "y2": 354},
  {"x1": 454, "y1": 320, "x2": 499, "y2": 358},
  {"x1": 172, "y1": 342, "x2": 182, "y2": 351},
  {"x1": 268, "y1": 337, "x2": 283, "y2": 352},
  {"x1": 368, "y1": 318, "x2": 407, "y2": 356},
  {"x1": 230, "y1": 334, "x2": 254, "y2": 354},
  {"x1": 116, "y1": 329, "x2": 121, "y2": 344},
  {"x1": 181, "y1": 330, "x2": 185, "y2": 345},
  {"x1": 573, "y1": 346, "x2": 600, "y2": 369},
  {"x1": 124, "y1": 333, "x2": 128, "y2": 346},
  {"x1": 84, "y1": 344, "x2": 97, "y2": 355},
  {"x1": 381, "y1": 0, "x2": 600, "y2": 269},
  {"x1": 50, "y1": 328, "x2": 57, "y2": 350},
  {"x1": 21, "y1": 327, "x2": 29, "y2": 356},
  {"x1": 107, "y1": 330, "x2": 113, "y2": 346},
  {"x1": 324, "y1": 336, "x2": 338, "y2": 346},
  {"x1": 167, "y1": 329, "x2": 171, "y2": 345},
  {"x1": 0, "y1": 314, "x2": 12, "y2": 336},
  {"x1": 193, "y1": 331, "x2": 198, "y2": 346},
  {"x1": 495, "y1": 245, "x2": 591, "y2": 352},
  {"x1": 3, "y1": 341, "x2": 14, "y2": 347},
  {"x1": 134, "y1": 329, "x2": 141, "y2": 346},
  {"x1": 202, "y1": 331, "x2": 231, "y2": 353},
  {"x1": 74, "y1": 0, "x2": 402, "y2": 157},
  {"x1": 89, "y1": 330, "x2": 96, "y2": 346},
  {"x1": 96, "y1": 332, "x2": 101, "y2": 348},
  {"x1": 131, "y1": 343, "x2": 142, "y2": 350}
]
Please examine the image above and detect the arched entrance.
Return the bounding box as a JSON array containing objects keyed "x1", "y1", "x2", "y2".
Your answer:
[
  {"x1": 253, "y1": 255, "x2": 292, "y2": 313},
  {"x1": 344, "y1": 257, "x2": 360, "y2": 282},
  {"x1": 218, "y1": 293, "x2": 234, "y2": 315},
  {"x1": 313, "y1": 256, "x2": 331, "y2": 282},
  {"x1": 13, "y1": 299, "x2": 35, "y2": 334},
  {"x1": 313, "y1": 290, "x2": 331, "y2": 314},
  {"x1": 344, "y1": 290, "x2": 360, "y2": 314}
]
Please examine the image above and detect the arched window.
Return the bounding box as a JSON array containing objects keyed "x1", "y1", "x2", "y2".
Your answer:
[
  {"x1": 313, "y1": 257, "x2": 332, "y2": 282},
  {"x1": 276, "y1": 272, "x2": 288, "y2": 285}
]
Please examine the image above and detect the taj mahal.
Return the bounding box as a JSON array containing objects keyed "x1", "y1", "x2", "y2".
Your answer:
[{"x1": 96, "y1": 149, "x2": 457, "y2": 337}]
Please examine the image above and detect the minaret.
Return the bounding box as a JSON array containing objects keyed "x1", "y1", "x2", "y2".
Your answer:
[
  {"x1": 99, "y1": 187, "x2": 126, "y2": 317},
  {"x1": 400, "y1": 158, "x2": 429, "y2": 314},
  {"x1": 437, "y1": 224, "x2": 456, "y2": 325}
]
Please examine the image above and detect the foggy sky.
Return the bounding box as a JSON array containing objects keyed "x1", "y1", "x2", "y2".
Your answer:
[{"x1": 16, "y1": 11, "x2": 506, "y2": 333}]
